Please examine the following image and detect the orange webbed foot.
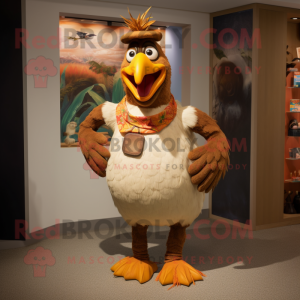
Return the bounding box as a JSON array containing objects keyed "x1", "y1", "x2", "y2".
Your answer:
[
  {"x1": 155, "y1": 260, "x2": 206, "y2": 290},
  {"x1": 111, "y1": 257, "x2": 158, "y2": 284}
]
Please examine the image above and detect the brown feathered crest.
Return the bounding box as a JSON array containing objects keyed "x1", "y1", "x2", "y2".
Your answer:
[{"x1": 121, "y1": 7, "x2": 155, "y2": 31}]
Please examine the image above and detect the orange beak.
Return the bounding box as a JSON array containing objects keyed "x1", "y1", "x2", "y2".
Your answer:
[{"x1": 121, "y1": 53, "x2": 166, "y2": 102}]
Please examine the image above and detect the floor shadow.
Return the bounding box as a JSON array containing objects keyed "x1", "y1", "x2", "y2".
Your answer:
[{"x1": 99, "y1": 224, "x2": 300, "y2": 272}]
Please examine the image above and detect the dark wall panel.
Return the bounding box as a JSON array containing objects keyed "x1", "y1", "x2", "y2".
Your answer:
[
  {"x1": 0, "y1": 0, "x2": 25, "y2": 240},
  {"x1": 212, "y1": 10, "x2": 253, "y2": 224}
]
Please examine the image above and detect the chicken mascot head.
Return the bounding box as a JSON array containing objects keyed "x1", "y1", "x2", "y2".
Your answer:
[{"x1": 79, "y1": 7, "x2": 230, "y2": 289}]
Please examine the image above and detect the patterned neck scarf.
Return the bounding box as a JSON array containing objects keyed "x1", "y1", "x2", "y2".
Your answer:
[{"x1": 116, "y1": 95, "x2": 177, "y2": 134}]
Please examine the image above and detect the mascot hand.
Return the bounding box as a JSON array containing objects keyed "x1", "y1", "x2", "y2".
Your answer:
[
  {"x1": 79, "y1": 127, "x2": 110, "y2": 177},
  {"x1": 188, "y1": 135, "x2": 230, "y2": 193}
]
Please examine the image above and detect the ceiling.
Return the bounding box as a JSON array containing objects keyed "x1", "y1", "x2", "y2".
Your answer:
[{"x1": 88, "y1": 0, "x2": 300, "y2": 13}]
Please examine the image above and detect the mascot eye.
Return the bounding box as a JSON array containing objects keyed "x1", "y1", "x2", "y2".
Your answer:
[
  {"x1": 126, "y1": 49, "x2": 136, "y2": 62},
  {"x1": 145, "y1": 46, "x2": 158, "y2": 60}
]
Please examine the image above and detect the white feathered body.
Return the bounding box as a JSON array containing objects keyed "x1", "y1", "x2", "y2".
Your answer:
[{"x1": 102, "y1": 101, "x2": 205, "y2": 227}]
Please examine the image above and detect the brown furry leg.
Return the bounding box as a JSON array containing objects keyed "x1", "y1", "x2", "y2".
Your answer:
[
  {"x1": 132, "y1": 224, "x2": 149, "y2": 261},
  {"x1": 156, "y1": 223, "x2": 206, "y2": 288},
  {"x1": 165, "y1": 222, "x2": 188, "y2": 262},
  {"x1": 111, "y1": 224, "x2": 157, "y2": 283}
]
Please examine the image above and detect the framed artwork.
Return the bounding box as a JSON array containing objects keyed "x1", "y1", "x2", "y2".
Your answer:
[{"x1": 59, "y1": 17, "x2": 165, "y2": 147}]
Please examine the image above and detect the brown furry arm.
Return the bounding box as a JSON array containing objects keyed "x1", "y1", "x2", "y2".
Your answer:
[
  {"x1": 80, "y1": 103, "x2": 105, "y2": 131},
  {"x1": 79, "y1": 104, "x2": 110, "y2": 177},
  {"x1": 187, "y1": 108, "x2": 230, "y2": 193}
]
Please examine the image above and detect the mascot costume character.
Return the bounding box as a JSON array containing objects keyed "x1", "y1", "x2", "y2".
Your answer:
[{"x1": 79, "y1": 7, "x2": 230, "y2": 289}]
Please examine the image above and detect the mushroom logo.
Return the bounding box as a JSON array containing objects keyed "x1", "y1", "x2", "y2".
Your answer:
[
  {"x1": 24, "y1": 246, "x2": 56, "y2": 277},
  {"x1": 24, "y1": 56, "x2": 57, "y2": 88},
  {"x1": 83, "y1": 162, "x2": 99, "y2": 179}
]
